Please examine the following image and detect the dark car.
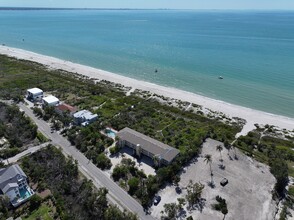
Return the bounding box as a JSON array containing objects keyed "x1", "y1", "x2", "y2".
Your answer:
[
  {"x1": 154, "y1": 196, "x2": 161, "y2": 206},
  {"x1": 220, "y1": 178, "x2": 228, "y2": 187}
]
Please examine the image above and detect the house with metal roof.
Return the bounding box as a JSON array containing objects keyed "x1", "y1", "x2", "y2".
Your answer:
[
  {"x1": 0, "y1": 164, "x2": 34, "y2": 207},
  {"x1": 55, "y1": 103, "x2": 77, "y2": 116},
  {"x1": 42, "y1": 95, "x2": 60, "y2": 107},
  {"x1": 73, "y1": 110, "x2": 98, "y2": 126},
  {"x1": 116, "y1": 127, "x2": 180, "y2": 166},
  {"x1": 27, "y1": 88, "x2": 43, "y2": 101}
]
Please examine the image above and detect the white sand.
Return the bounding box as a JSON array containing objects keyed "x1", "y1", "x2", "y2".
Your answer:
[
  {"x1": 1, "y1": 45, "x2": 294, "y2": 135},
  {"x1": 151, "y1": 139, "x2": 276, "y2": 220}
]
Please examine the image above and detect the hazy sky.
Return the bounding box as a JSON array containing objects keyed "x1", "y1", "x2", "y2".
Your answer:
[{"x1": 1, "y1": 0, "x2": 294, "y2": 10}]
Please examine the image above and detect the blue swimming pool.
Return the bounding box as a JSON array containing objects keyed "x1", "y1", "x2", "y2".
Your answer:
[
  {"x1": 19, "y1": 187, "x2": 32, "y2": 199},
  {"x1": 105, "y1": 128, "x2": 117, "y2": 139}
]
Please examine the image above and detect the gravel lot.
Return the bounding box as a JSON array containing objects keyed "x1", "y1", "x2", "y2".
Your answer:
[{"x1": 151, "y1": 138, "x2": 277, "y2": 220}]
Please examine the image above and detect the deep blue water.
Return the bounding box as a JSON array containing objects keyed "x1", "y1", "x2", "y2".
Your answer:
[{"x1": 0, "y1": 10, "x2": 294, "y2": 117}]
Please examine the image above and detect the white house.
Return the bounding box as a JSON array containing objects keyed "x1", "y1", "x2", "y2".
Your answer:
[
  {"x1": 42, "y1": 95, "x2": 60, "y2": 107},
  {"x1": 73, "y1": 110, "x2": 98, "y2": 126},
  {"x1": 0, "y1": 164, "x2": 34, "y2": 207},
  {"x1": 27, "y1": 88, "x2": 43, "y2": 101}
]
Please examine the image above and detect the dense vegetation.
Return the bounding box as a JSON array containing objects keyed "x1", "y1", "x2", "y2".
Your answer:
[
  {"x1": 0, "y1": 55, "x2": 243, "y2": 206},
  {"x1": 0, "y1": 102, "x2": 38, "y2": 159},
  {"x1": 0, "y1": 51, "x2": 294, "y2": 218},
  {"x1": 234, "y1": 129, "x2": 294, "y2": 198},
  {"x1": 66, "y1": 122, "x2": 113, "y2": 170},
  {"x1": 19, "y1": 145, "x2": 137, "y2": 220}
]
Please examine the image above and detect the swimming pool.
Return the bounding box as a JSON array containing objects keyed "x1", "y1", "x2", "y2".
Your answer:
[
  {"x1": 19, "y1": 187, "x2": 33, "y2": 199},
  {"x1": 105, "y1": 128, "x2": 117, "y2": 139}
]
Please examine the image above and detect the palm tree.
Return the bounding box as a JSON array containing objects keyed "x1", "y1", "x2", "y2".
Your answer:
[
  {"x1": 216, "y1": 145, "x2": 223, "y2": 162},
  {"x1": 204, "y1": 154, "x2": 214, "y2": 185}
]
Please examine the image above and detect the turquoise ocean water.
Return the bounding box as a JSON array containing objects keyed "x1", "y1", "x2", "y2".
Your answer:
[{"x1": 0, "y1": 9, "x2": 294, "y2": 118}]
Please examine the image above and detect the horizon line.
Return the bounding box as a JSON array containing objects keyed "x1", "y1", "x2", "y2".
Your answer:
[{"x1": 0, "y1": 7, "x2": 294, "y2": 11}]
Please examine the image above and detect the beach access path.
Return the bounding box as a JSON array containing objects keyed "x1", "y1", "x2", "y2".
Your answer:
[
  {"x1": 4, "y1": 142, "x2": 50, "y2": 165},
  {"x1": 18, "y1": 103, "x2": 154, "y2": 220},
  {"x1": 1, "y1": 45, "x2": 293, "y2": 135}
]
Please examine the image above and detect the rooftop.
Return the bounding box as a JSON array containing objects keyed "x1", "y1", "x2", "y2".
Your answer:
[
  {"x1": 55, "y1": 103, "x2": 77, "y2": 113},
  {"x1": 73, "y1": 110, "x2": 98, "y2": 120},
  {"x1": 42, "y1": 95, "x2": 59, "y2": 104},
  {"x1": 0, "y1": 164, "x2": 27, "y2": 191},
  {"x1": 27, "y1": 88, "x2": 43, "y2": 94},
  {"x1": 117, "y1": 127, "x2": 180, "y2": 163}
]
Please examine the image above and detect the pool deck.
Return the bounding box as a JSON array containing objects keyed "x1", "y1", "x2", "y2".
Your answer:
[
  {"x1": 12, "y1": 186, "x2": 35, "y2": 207},
  {"x1": 100, "y1": 127, "x2": 118, "y2": 140}
]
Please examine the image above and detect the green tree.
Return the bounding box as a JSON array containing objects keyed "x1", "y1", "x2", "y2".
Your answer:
[
  {"x1": 0, "y1": 195, "x2": 9, "y2": 218},
  {"x1": 29, "y1": 194, "x2": 42, "y2": 211},
  {"x1": 270, "y1": 159, "x2": 288, "y2": 197},
  {"x1": 212, "y1": 196, "x2": 228, "y2": 219},
  {"x1": 177, "y1": 197, "x2": 186, "y2": 211},
  {"x1": 128, "y1": 177, "x2": 140, "y2": 195},
  {"x1": 185, "y1": 180, "x2": 204, "y2": 210},
  {"x1": 204, "y1": 154, "x2": 214, "y2": 185},
  {"x1": 104, "y1": 205, "x2": 138, "y2": 220},
  {"x1": 161, "y1": 203, "x2": 178, "y2": 220},
  {"x1": 96, "y1": 153, "x2": 112, "y2": 170},
  {"x1": 216, "y1": 145, "x2": 223, "y2": 162}
]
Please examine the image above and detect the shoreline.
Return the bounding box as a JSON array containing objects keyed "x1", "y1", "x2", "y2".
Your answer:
[{"x1": 0, "y1": 45, "x2": 293, "y2": 134}]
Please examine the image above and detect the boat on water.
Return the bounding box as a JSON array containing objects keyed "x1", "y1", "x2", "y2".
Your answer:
[
  {"x1": 218, "y1": 76, "x2": 223, "y2": 79},
  {"x1": 155, "y1": 69, "x2": 158, "y2": 73}
]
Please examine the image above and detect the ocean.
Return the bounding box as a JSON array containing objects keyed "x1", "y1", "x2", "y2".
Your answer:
[{"x1": 0, "y1": 9, "x2": 294, "y2": 118}]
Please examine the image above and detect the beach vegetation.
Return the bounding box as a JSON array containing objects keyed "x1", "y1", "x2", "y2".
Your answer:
[
  {"x1": 0, "y1": 54, "x2": 245, "y2": 206},
  {"x1": 212, "y1": 196, "x2": 228, "y2": 217},
  {"x1": 234, "y1": 129, "x2": 294, "y2": 198},
  {"x1": 185, "y1": 180, "x2": 205, "y2": 211},
  {"x1": 19, "y1": 145, "x2": 137, "y2": 220},
  {"x1": 0, "y1": 102, "x2": 38, "y2": 159}
]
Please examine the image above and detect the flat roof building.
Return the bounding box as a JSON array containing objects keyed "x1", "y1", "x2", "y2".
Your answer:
[
  {"x1": 73, "y1": 110, "x2": 98, "y2": 126},
  {"x1": 117, "y1": 127, "x2": 180, "y2": 166},
  {"x1": 27, "y1": 88, "x2": 43, "y2": 101},
  {"x1": 42, "y1": 95, "x2": 60, "y2": 107}
]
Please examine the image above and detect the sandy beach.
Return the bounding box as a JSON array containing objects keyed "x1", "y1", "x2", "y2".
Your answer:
[{"x1": 0, "y1": 45, "x2": 294, "y2": 135}]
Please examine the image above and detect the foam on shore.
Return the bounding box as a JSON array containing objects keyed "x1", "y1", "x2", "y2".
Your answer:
[{"x1": 0, "y1": 45, "x2": 293, "y2": 134}]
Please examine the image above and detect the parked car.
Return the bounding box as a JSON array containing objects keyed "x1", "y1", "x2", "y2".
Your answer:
[
  {"x1": 220, "y1": 178, "x2": 228, "y2": 186},
  {"x1": 154, "y1": 196, "x2": 161, "y2": 205}
]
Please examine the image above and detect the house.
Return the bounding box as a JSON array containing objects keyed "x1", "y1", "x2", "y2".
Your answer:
[
  {"x1": 73, "y1": 110, "x2": 98, "y2": 126},
  {"x1": 42, "y1": 95, "x2": 60, "y2": 107},
  {"x1": 55, "y1": 103, "x2": 77, "y2": 116},
  {"x1": 116, "y1": 127, "x2": 180, "y2": 166},
  {"x1": 27, "y1": 88, "x2": 43, "y2": 101},
  {"x1": 0, "y1": 164, "x2": 34, "y2": 207}
]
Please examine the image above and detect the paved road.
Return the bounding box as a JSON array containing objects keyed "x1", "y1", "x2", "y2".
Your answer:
[
  {"x1": 4, "y1": 142, "x2": 50, "y2": 165},
  {"x1": 18, "y1": 103, "x2": 154, "y2": 220}
]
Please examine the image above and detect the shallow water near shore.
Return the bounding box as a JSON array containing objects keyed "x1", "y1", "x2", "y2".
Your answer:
[{"x1": 0, "y1": 9, "x2": 294, "y2": 118}]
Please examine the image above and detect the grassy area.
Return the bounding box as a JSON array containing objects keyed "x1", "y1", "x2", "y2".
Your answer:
[
  {"x1": 287, "y1": 161, "x2": 294, "y2": 178},
  {"x1": 23, "y1": 204, "x2": 53, "y2": 220},
  {"x1": 288, "y1": 186, "x2": 294, "y2": 197}
]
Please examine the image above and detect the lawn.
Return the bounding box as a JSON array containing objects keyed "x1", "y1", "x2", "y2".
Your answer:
[{"x1": 23, "y1": 204, "x2": 53, "y2": 220}]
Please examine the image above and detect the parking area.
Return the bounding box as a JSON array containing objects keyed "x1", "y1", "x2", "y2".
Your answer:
[{"x1": 151, "y1": 138, "x2": 276, "y2": 220}]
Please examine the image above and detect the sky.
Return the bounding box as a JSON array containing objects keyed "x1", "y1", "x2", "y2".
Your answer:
[{"x1": 1, "y1": 0, "x2": 294, "y2": 10}]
